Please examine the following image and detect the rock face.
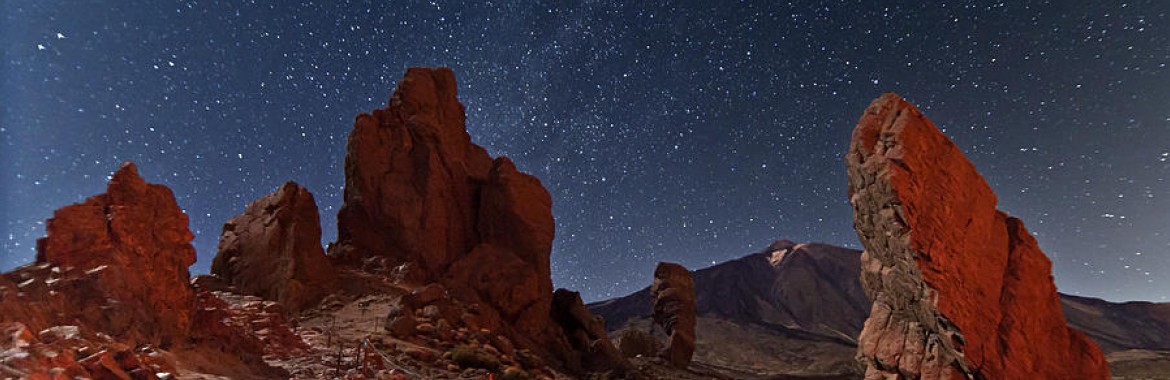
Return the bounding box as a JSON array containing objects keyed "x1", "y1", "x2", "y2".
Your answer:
[
  {"x1": 1, "y1": 162, "x2": 197, "y2": 347},
  {"x1": 650, "y1": 262, "x2": 696, "y2": 368},
  {"x1": 333, "y1": 67, "x2": 621, "y2": 373},
  {"x1": 212, "y1": 181, "x2": 337, "y2": 313},
  {"x1": 333, "y1": 66, "x2": 493, "y2": 274},
  {"x1": 846, "y1": 93, "x2": 1109, "y2": 379}
]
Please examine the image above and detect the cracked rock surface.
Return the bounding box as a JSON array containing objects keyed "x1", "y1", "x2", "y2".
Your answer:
[{"x1": 846, "y1": 93, "x2": 1110, "y2": 380}]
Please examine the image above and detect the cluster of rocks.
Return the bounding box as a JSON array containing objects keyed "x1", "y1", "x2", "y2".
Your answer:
[
  {"x1": 0, "y1": 163, "x2": 291, "y2": 378},
  {"x1": 2, "y1": 68, "x2": 631, "y2": 380},
  {"x1": 0, "y1": 321, "x2": 177, "y2": 379},
  {"x1": 379, "y1": 282, "x2": 548, "y2": 379},
  {"x1": 1, "y1": 70, "x2": 1120, "y2": 380},
  {"x1": 190, "y1": 278, "x2": 309, "y2": 361},
  {"x1": 324, "y1": 67, "x2": 628, "y2": 376}
]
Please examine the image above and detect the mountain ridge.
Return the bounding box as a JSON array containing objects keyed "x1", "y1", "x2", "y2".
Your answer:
[{"x1": 590, "y1": 239, "x2": 1170, "y2": 379}]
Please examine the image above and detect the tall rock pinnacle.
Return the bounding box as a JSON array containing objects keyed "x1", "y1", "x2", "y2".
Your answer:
[
  {"x1": 334, "y1": 67, "x2": 493, "y2": 275},
  {"x1": 332, "y1": 67, "x2": 626, "y2": 374},
  {"x1": 845, "y1": 93, "x2": 1109, "y2": 379},
  {"x1": 651, "y1": 262, "x2": 696, "y2": 368}
]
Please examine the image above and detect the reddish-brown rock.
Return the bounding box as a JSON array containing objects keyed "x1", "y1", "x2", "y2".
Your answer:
[
  {"x1": 212, "y1": 181, "x2": 337, "y2": 313},
  {"x1": 1, "y1": 162, "x2": 196, "y2": 347},
  {"x1": 0, "y1": 321, "x2": 178, "y2": 379},
  {"x1": 650, "y1": 262, "x2": 696, "y2": 368},
  {"x1": 333, "y1": 66, "x2": 492, "y2": 274},
  {"x1": 334, "y1": 67, "x2": 624, "y2": 374},
  {"x1": 846, "y1": 93, "x2": 1109, "y2": 379}
]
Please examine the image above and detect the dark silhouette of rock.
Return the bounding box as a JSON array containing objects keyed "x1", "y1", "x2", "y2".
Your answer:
[
  {"x1": 650, "y1": 262, "x2": 695, "y2": 369},
  {"x1": 550, "y1": 289, "x2": 630, "y2": 373},
  {"x1": 846, "y1": 93, "x2": 1109, "y2": 379},
  {"x1": 333, "y1": 67, "x2": 625, "y2": 374},
  {"x1": 0, "y1": 162, "x2": 196, "y2": 347},
  {"x1": 212, "y1": 181, "x2": 337, "y2": 313}
]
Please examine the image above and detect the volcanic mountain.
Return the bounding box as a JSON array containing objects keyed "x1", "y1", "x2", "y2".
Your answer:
[
  {"x1": 590, "y1": 240, "x2": 868, "y2": 379},
  {"x1": 590, "y1": 241, "x2": 1170, "y2": 379}
]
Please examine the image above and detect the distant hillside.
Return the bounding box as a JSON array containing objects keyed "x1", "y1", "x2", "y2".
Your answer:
[{"x1": 590, "y1": 240, "x2": 1170, "y2": 379}]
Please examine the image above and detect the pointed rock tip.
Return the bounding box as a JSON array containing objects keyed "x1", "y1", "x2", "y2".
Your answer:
[
  {"x1": 278, "y1": 180, "x2": 304, "y2": 192},
  {"x1": 394, "y1": 66, "x2": 458, "y2": 100},
  {"x1": 108, "y1": 161, "x2": 148, "y2": 190},
  {"x1": 492, "y1": 156, "x2": 517, "y2": 171},
  {"x1": 113, "y1": 161, "x2": 140, "y2": 178},
  {"x1": 655, "y1": 261, "x2": 690, "y2": 275}
]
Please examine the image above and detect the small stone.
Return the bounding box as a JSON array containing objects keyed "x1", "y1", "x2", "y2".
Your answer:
[{"x1": 422, "y1": 305, "x2": 441, "y2": 319}]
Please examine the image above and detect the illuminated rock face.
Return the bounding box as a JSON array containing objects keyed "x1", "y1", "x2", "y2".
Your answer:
[
  {"x1": 0, "y1": 162, "x2": 196, "y2": 348},
  {"x1": 846, "y1": 93, "x2": 1110, "y2": 379},
  {"x1": 213, "y1": 181, "x2": 337, "y2": 313}
]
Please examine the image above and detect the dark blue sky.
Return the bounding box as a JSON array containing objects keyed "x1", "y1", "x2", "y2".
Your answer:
[{"x1": 3, "y1": 1, "x2": 1168, "y2": 302}]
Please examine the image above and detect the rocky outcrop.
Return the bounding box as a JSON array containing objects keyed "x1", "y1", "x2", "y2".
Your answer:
[
  {"x1": 0, "y1": 162, "x2": 196, "y2": 347},
  {"x1": 333, "y1": 67, "x2": 624, "y2": 374},
  {"x1": 550, "y1": 289, "x2": 629, "y2": 373},
  {"x1": 333, "y1": 66, "x2": 491, "y2": 274},
  {"x1": 846, "y1": 93, "x2": 1109, "y2": 379},
  {"x1": 212, "y1": 181, "x2": 337, "y2": 313},
  {"x1": 650, "y1": 262, "x2": 696, "y2": 368}
]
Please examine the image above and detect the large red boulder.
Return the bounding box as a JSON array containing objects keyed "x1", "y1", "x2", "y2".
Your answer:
[
  {"x1": 1, "y1": 162, "x2": 196, "y2": 347},
  {"x1": 846, "y1": 93, "x2": 1109, "y2": 379},
  {"x1": 212, "y1": 181, "x2": 337, "y2": 313}
]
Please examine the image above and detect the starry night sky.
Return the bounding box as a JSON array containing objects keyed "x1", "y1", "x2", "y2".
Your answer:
[{"x1": 3, "y1": 1, "x2": 1168, "y2": 303}]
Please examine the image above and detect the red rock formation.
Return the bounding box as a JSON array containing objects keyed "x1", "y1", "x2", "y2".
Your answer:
[
  {"x1": 846, "y1": 93, "x2": 1109, "y2": 379},
  {"x1": 334, "y1": 66, "x2": 491, "y2": 274},
  {"x1": 650, "y1": 262, "x2": 696, "y2": 368},
  {"x1": 213, "y1": 181, "x2": 337, "y2": 313},
  {"x1": 1, "y1": 162, "x2": 196, "y2": 347},
  {"x1": 333, "y1": 67, "x2": 625, "y2": 373}
]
